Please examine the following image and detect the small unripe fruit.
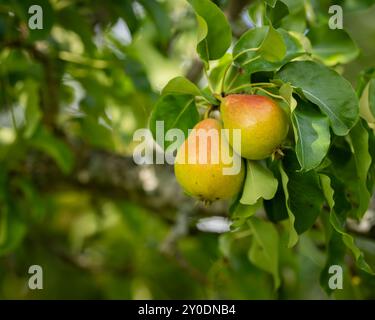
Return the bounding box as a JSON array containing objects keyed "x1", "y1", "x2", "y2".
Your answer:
[
  {"x1": 221, "y1": 94, "x2": 289, "y2": 160},
  {"x1": 174, "y1": 119, "x2": 245, "y2": 202}
]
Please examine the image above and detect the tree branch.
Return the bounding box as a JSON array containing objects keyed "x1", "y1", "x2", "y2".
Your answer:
[{"x1": 15, "y1": 144, "x2": 228, "y2": 222}]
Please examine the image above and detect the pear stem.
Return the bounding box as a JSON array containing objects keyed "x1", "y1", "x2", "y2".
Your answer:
[
  {"x1": 204, "y1": 107, "x2": 211, "y2": 119},
  {"x1": 226, "y1": 71, "x2": 241, "y2": 93},
  {"x1": 202, "y1": 199, "x2": 212, "y2": 207},
  {"x1": 221, "y1": 62, "x2": 232, "y2": 94},
  {"x1": 213, "y1": 93, "x2": 223, "y2": 102},
  {"x1": 272, "y1": 147, "x2": 285, "y2": 161}
]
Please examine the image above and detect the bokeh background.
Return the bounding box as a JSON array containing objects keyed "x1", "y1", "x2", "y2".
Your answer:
[{"x1": 0, "y1": 0, "x2": 375, "y2": 299}]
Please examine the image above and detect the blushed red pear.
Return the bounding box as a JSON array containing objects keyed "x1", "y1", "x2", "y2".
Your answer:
[{"x1": 220, "y1": 94, "x2": 289, "y2": 160}]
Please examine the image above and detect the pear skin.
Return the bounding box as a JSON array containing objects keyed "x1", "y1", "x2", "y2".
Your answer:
[
  {"x1": 174, "y1": 119, "x2": 245, "y2": 202},
  {"x1": 221, "y1": 94, "x2": 289, "y2": 160}
]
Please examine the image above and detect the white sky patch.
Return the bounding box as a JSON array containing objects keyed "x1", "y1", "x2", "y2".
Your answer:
[
  {"x1": 196, "y1": 216, "x2": 231, "y2": 233},
  {"x1": 139, "y1": 166, "x2": 159, "y2": 192},
  {"x1": 111, "y1": 18, "x2": 132, "y2": 45}
]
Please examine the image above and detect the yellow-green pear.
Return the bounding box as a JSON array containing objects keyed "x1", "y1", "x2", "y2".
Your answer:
[{"x1": 174, "y1": 118, "x2": 245, "y2": 202}]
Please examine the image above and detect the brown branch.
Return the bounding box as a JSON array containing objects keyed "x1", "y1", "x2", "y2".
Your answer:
[
  {"x1": 225, "y1": 0, "x2": 252, "y2": 22},
  {"x1": 186, "y1": 59, "x2": 204, "y2": 83},
  {"x1": 14, "y1": 143, "x2": 228, "y2": 222},
  {"x1": 160, "y1": 208, "x2": 210, "y2": 285}
]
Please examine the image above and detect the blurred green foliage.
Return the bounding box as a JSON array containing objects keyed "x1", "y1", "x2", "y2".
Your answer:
[{"x1": 0, "y1": 0, "x2": 375, "y2": 299}]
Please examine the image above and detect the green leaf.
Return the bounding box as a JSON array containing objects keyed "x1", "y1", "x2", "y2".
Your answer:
[
  {"x1": 208, "y1": 53, "x2": 233, "y2": 93},
  {"x1": 233, "y1": 27, "x2": 304, "y2": 74},
  {"x1": 219, "y1": 232, "x2": 233, "y2": 257},
  {"x1": 279, "y1": 82, "x2": 297, "y2": 112},
  {"x1": 359, "y1": 81, "x2": 375, "y2": 125},
  {"x1": 292, "y1": 100, "x2": 331, "y2": 171},
  {"x1": 264, "y1": 0, "x2": 278, "y2": 7},
  {"x1": 78, "y1": 116, "x2": 115, "y2": 151},
  {"x1": 326, "y1": 133, "x2": 371, "y2": 220},
  {"x1": 0, "y1": 204, "x2": 26, "y2": 256},
  {"x1": 248, "y1": 217, "x2": 280, "y2": 289},
  {"x1": 12, "y1": 0, "x2": 54, "y2": 42},
  {"x1": 282, "y1": 152, "x2": 326, "y2": 235},
  {"x1": 276, "y1": 61, "x2": 359, "y2": 136},
  {"x1": 280, "y1": 0, "x2": 304, "y2": 13},
  {"x1": 248, "y1": 1, "x2": 266, "y2": 27},
  {"x1": 264, "y1": 186, "x2": 289, "y2": 223},
  {"x1": 365, "y1": 121, "x2": 375, "y2": 192},
  {"x1": 0, "y1": 172, "x2": 26, "y2": 256},
  {"x1": 266, "y1": 0, "x2": 289, "y2": 27},
  {"x1": 347, "y1": 120, "x2": 372, "y2": 219},
  {"x1": 369, "y1": 79, "x2": 375, "y2": 118},
  {"x1": 279, "y1": 161, "x2": 299, "y2": 247},
  {"x1": 187, "y1": 0, "x2": 232, "y2": 63},
  {"x1": 320, "y1": 174, "x2": 374, "y2": 275},
  {"x1": 138, "y1": 0, "x2": 172, "y2": 45},
  {"x1": 240, "y1": 161, "x2": 278, "y2": 205},
  {"x1": 319, "y1": 217, "x2": 346, "y2": 295},
  {"x1": 123, "y1": 56, "x2": 152, "y2": 93},
  {"x1": 231, "y1": 200, "x2": 263, "y2": 228},
  {"x1": 308, "y1": 26, "x2": 359, "y2": 66},
  {"x1": 149, "y1": 94, "x2": 199, "y2": 149},
  {"x1": 119, "y1": 0, "x2": 139, "y2": 34},
  {"x1": 280, "y1": 10, "x2": 306, "y2": 33},
  {"x1": 29, "y1": 126, "x2": 74, "y2": 174},
  {"x1": 23, "y1": 80, "x2": 41, "y2": 138},
  {"x1": 356, "y1": 67, "x2": 375, "y2": 97},
  {"x1": 162, "y1": 77, "x2": 201, "y2": 96},
  {"x1": 56, "y1": 7, "x2": 95, "y2": 54},
  {"x1": 258, "y1": 24, "x2": 286, "y2": 62}
]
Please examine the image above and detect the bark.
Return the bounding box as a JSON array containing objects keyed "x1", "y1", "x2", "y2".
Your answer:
[{"x1": 18, "y1": 145, "x2": 229, "y2": 223}]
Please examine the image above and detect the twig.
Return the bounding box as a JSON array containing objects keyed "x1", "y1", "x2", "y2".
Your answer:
[{"x1": 160, "y1": 206, "x2": 210, "y2": 285}]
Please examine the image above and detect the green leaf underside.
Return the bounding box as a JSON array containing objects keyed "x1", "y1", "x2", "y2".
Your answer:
[
  {"x1": 308, "y1": 26, "x2": 359, "y2": 66},
  {"x1": 248, "y1": 217, "x2": 280, "y2": 289},
  {"x1": 240, "y1": 161, "x2": 278, "y2": 205},
  {"x1": 188, "y1": 0, "x2": 232, "y2": 63},
  {"x1": 149, "y1": 94, "x2": 199, "y2": 149},
  {"x1": 292, "y1": 100, "x2": 331, "y2": 171},
  {"x1": 279, "y1": 161, "x2": 299, "y2": 247},
  {"x1": 319, "y1": 219, "x2": 346, "y2": 295},
  {"x1": 347, "y1": 120, "x2": 372, "y2": 219},
  {"x1": 369, "y1": 78, "x2": 375, "y2": 118},
  {"x1": 276, "y1": 61, "x2": 359, "y2": 136},
  {"x1": 320, "y1": 175, "x2": 374, "y2": 275},
  {"x1": 282, "y1": 152, "x2": 326, "y2": 234}
]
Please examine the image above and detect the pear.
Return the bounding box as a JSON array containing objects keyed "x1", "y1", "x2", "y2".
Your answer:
[
  {"x1": 221, "y1": 94, "x2": 289, "y2": 160},
  {"x1": 174, "y1": 118, "x2": 245, "y2": 202}
]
